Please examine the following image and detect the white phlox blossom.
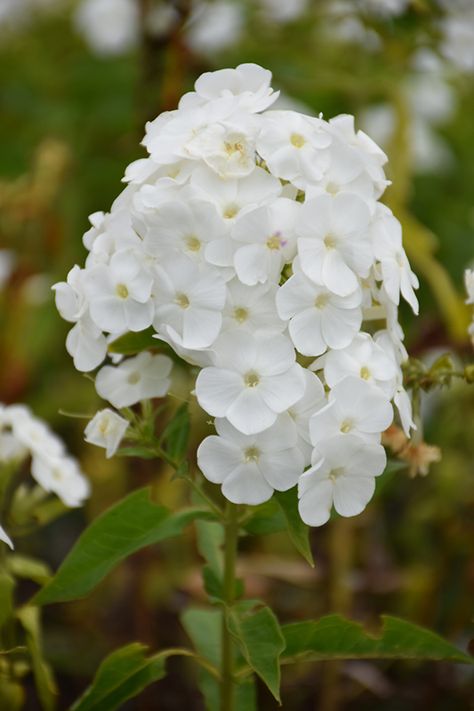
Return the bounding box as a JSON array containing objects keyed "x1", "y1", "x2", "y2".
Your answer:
[
  {"x1": 465, "y1": 268, "x2": 474, "y2": 346},
  {"x1": 54, "y1": 63, "x2": 419, "y2": 526},
  {"x1": 0, "y1": 404, "x2": 90, "y2": 547}
]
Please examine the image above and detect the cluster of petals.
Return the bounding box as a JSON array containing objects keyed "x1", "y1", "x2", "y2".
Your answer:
[
  {"x1": 0, "y1": 403, "x2": 90, "y2": 548},
  {"x1": 54, "y1": 63, "x2": 419, "y2": 527}
]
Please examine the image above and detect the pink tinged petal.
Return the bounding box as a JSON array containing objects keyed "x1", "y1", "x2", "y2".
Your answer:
[
  {"x1": 332, "y1": 475, "x2": 375, "y2": 517},
  {"x1": 182, "y1": 308, "x2": 222, "y2": 349},
  {"x1": 197, "y1": 436, "x2": 243, "y2": 484},
  {"x1": 195, "y1": 367, "x2": 243, "y2": 417},
  {"x1": 320, "y1": 304, "x2": 361, "y2": 350},
  {"x1": 298, "y1": 476, "x2": 334, "y2": 527},
  {"x1": 259, "y1": 448, "x2": 305, "y2": 490},
  {"x1": 222, "y1": 461, "x2": 274, "y2": 505},
  {"x1": 322, "y1": 249, "x2": 359, "y2": 297},
  {"x1": 226, "y1": 388, "x2": 277, "y2": 435},
  {"x1": 259, "y1": 365, "x2": 306, "y2": 413},
  {"x1": 289, "y1": 309, "x2": 326, "y2": 356},
  {"x1": 234, "y1": 243, "x2": 269, "y2": 285}
]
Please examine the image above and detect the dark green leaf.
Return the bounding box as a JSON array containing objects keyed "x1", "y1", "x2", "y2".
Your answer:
[
  {"x1": 116, "y1": 446, "x2": 157, "y2": 460},
  {"x1": 275, "y1": 488, "x2": 314, "y2": 566},
  {"x1": 228, "y1": 603, "x2": 285, "y2": 702},
  {"x1": 282, "y1": 614, "x2": 474, "y2": 665},
  {"x1": 17, "y1": 607, "x2": 57, "y2": 711},
  {"x1": 160, "y1": 403, "x2": 190, "y2": 462},
  {"x1": 71, "y1": 643, "x2": 181, "y2": 711},
  {"x1": 108, "y1": 329, "x2": 160, "y2": 355},
  {"x1": 33, "y1": 488, "x2": 212, "y2": 605},
  {"x1": 243, "y1": 499, "x2": 286, "y2": 536},
  {"x1": 196, "y1": 520, "x2": 224, "y2": 576}
]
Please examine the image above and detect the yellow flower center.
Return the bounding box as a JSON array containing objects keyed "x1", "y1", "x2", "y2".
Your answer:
[
  {"x1": 234, "y1": 307, "x2": 248, "y2": 323},
  {"x1": 314, "y1": 293, "x2": 330, "y2": 309},
  {"x1": 244, "y1": 446, "x2": 260, "y2": 462},
  {"x1": 244, "y1": 371, "x2": 260, "y2": 388},
  {"x1": 186, "y1": 235, "x2": 201, "y2": 252},
  {"x1": 360, "y1": 366, "x2": 371, "y2": 380},
  {"x1": 116, "y1": 283, "x2": 129, "y2": 299},
  {"x1": 176, "y1": 292, "x2": 190, "y2": 309},
  {"x1": 290, "y1": 133, "x2": 306, "y2": 148},
  {"x1": 127, "y1": 371, "x2": 141, "y2": 385}
]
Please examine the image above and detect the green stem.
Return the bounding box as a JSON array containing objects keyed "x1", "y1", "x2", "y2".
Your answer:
[{"x1": 220, "y1": 501, "x2": 239, "y2": 711}]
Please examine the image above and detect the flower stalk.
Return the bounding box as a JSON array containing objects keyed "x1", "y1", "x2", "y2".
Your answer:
[{"x1": 220, "y1": 500, "x2": 239, "y2": 711}]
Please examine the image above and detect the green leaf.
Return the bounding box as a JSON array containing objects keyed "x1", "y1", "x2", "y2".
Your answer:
[
  {"x1": 275, "y1": 488, "x2": 314, "y2": 566},
  {"x1": 243, "y1": 499, "x2": 286, "y2": 536},
  {"x1": 0, "y1": 571, "x2": 15, "y2": 628},
  {"x1": 108, "y1": 328, "x2": 160, "y2": 356},
  {"x1": 160, "y1": 403, "x2": 190, "y2": 462},
  {"x1": 17, "y1": 607, "x2": 57, "y2": 711},
  {"x1": 33, "y1": 488, "x2": 212, "y2": 605},
  {"x1": 227, "y1": 603, "x2": 286, "y2": 702},
  {"x1": 196, "y1": 520, "x2": 224, "y2": 576},
  {"x1": 7, "y1": 555, "x2": 51, "y2": 585},
  {"x1": 71, "y1": 643, "x2": 181, "y2": 711},
  {"x1": 282, "y1": 614, "x2": 474, "y2": 665},
  {"x1": 181, "y1": 608, "x2": 256, "y2": 711},
  {"x1": 116, "y1": 445, "x2": 157, "y2": 460}
]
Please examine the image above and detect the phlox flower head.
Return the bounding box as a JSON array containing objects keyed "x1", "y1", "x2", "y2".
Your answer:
[{"x1": 54, "y1": 62, "x2": 419, "y2": 528}]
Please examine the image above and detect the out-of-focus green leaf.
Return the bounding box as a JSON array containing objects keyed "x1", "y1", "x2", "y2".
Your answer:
[
  {"x1": 242, "y1": 499, "x2": 286, "y2": 536},
  {"x1": 0, "y1": 677, "x2": 25, "y2": 711},
  {"x1": 181, "y1": 608, "x2": 256, "y2": 711},
  {"x1": 71, "y1": 643, "x2": 183, "y2": 711},
  {"x1": 160, "y1": 403, "x2": 190, "y2": 462},
  {"x1": 275, "y1": 488, "x2": 314, "y2": 566},
  {"x1": 281, "y1": 615, "x2": 474, "y2": 664},
  {"x1": 108, "y1": 329, "x2": 159, "y2": 355},
  {"x1": 17, "y1": 606, "x2": 57, "y2": 711},
  {"x1": 228, "y1": 603, "x2": 285, "y2": 702},
  {"x1": 7, "y1": 555, "x2": 51, "y2": 585},
  {"x1": 33, "y1": 489, "x2": 212, "y2": 605},
  {"x1": 196, "y1": 520, "x2": 224, "y2": 576},
  {"x1": 0, "y1": 571, "x2": 15, "y2": 628}
]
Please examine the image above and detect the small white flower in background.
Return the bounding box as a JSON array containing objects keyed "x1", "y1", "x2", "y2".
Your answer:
[
  {"x1": 0, "y1": 250, "x2": 15, "y2": 290},
  {"x1": 84, "y1": 409, "x2": 129, "y2": 458},
  {"x1": 95, "y1": 352, "x2": 173, "y2": 409},
  {"x1": 197, "y1": 416, "x2": 305, "y2": 505},
  {"x1": 54, "y1": 62, "x2": 420, "y2": 528},
  {"x1": 185, "y1": 1, "x2": 244, "y2": 55},
  {"x1": 465, "y1": 269, "x2": 474, "y2": 305},
  {"x1": 0, "y1": 403, "x2": 90, "y2": 547},
  {"x1": 298, "y1": 434, "x2": 386, "y2": 526},
  {"x1": 74, "y1": 0, "x2": 139, "y2": 56}
]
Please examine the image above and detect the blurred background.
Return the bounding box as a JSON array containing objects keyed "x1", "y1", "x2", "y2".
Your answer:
[{"x1": 0, "y1": 0, "x2": 473, "y2": 708}]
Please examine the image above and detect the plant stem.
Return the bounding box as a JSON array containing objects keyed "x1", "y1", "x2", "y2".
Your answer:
[{"x1": 220, "y1": 501, "x2": 239, "y2": 711}]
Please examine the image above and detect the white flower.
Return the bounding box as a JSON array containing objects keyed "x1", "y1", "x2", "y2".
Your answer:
[
  {"x1": 84, "y1": 250, "x2": 154, "y2": 333},
  {"x1": 180, "y1": 63, "x2": 279, "y2": 113},
  {"x1": 276, "y1": 270, "x2": 362, "y2": 356},
  {"x1": 232, "y1": 198, "x2": 299, "y2": 285},
  {"x1": 141, "y1": 199, "x2": 224, "y2": 265},
  {"x1": 0, "y1": 524, "x2": 13, "y2": 550},
  {"x1": 31, "y1": 454, "x2": 90, "y2": 507},
  {"x1": 197, "y1": 416, "x2": 304, "y2": 505},
  {"x1": 465, "y1": 268, "x2": 474, "y2": 304},
  {"x1": 7, "y1": 405, "x2": 65, "y2": 460},
  {"x1": 296, "y1": 192, "x2": 372, "y2": 296},
  {"x1": 65, "y1": 314, "x2": 108, "y2": 373},
  {"x1": 222, "y1": 280, "x2": 285, "y2": 336},
  {"x1": 298, "y1": 434, "x2": 386, "y2": 526},
  {"x1": 0, "y1": 249, "x2": 15, "y2": 290},
  {"x1": 153, "y1": 256, "x2": 225, "y2": 350},
  {"x1": 309, "y1": 376, "x2": 393, "y2": 445},
  {"x1": 257, "y1": 110, "x2": 332, "y2": 188},
  {"x1": 53, "y1": 265, "x2": 87, "y2": 323},
  {"x1": 372, "y1": 210, "x2": 419, "y2": 314},
  {"x1": 282, "y1": 370, "x2": 326, "y2": 465},
  {"x1": 74, "y1": 0, "x2": 139, "y2": 56},
  {"x1": 95, "y1": 352, "x2": 172, "y2": 409},
  {"x1": 185, "y1": 1, "x2": 244, "y2": 56},
  {"x1": 316, "y1": 332, "x2": 398, "y2": 395},
  {"x1": 84, "y1": 409, "x2": 129, "y2": 458},
  {"x1": 195, "y1": 332, "x2": 305, "y2": 435}
]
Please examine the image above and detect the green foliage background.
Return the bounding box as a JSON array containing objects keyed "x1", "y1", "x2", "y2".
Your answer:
[{"x1": 0, "y1": 1, "x2": 473, "y2": 708}]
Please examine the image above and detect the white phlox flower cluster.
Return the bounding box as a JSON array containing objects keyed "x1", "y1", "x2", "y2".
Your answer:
[
  {"x1": 0, "y1": 403, "x2": 90, "y2": 548},
  {"x1": 465, "y1": 268, "x2": 474, "y2": 346},
  {"x1": 54, "y1": 64, "x2": 419, "y2": 527}
]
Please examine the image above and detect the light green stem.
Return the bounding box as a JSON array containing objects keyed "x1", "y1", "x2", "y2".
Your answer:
[{"x1": 220, "y1": 501, "x2": 239, "y2": 711}]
